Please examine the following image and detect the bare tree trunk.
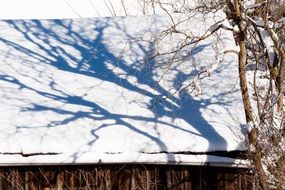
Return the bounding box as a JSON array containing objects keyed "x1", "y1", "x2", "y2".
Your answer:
[
  {"x1": 238, "y1": 40, "x2": 254, "y2": 123},
  {"x1": 276, "y1": 54, "x2": 285, "y2": 111},
  {"x1": 229, "y1": 0, "x2": 254, "y2": 123},
  {"x1": 262, "y1": 8, "x2": 285, "y2": 112}
]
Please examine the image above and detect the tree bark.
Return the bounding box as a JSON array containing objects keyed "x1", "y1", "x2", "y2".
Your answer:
[
  {"x1": 229, "y1": 0, "x2": 254, "y2": 123},
  {"x1": 238, "y1": 36, "x2": 254, "y2": 123},
  {"x1": 276, "y1": 54, "x2": 284, "y2": 112}
]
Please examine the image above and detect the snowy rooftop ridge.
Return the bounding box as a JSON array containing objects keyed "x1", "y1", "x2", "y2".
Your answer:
[
  {"x1": 0, "y1": 0, "x2": 185, "y2": 20},
  {"x1": 0, "y1": 14, "x2": 247, "y2": 166},
  {"x1": 0, "y1": 0, "x2": 141, "y2": 19}
]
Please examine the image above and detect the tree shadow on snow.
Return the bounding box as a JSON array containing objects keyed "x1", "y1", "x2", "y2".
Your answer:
[{"x1": 0, "y1": 17, "x2": 242, "y2": 163}]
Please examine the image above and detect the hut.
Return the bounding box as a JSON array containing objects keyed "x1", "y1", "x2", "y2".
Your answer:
[{"x1": 0, "y1": 1, "x2": 252, "y2": 189}]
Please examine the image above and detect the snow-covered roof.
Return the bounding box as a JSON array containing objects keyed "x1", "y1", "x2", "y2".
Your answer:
[
  {"x1": 0, "y1": 13, "x2": 248, "y2": 166},
  {"x1": 0, "y1": 0, "x2": 141, "y2": 19},
  {"x1": 0, "y1": 0, "x2": 176, "y2": 20}
]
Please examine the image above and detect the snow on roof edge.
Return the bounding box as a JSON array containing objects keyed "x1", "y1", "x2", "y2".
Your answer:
[{"x1": 0, "y1": 152, "x2": 249, "y2": 168}]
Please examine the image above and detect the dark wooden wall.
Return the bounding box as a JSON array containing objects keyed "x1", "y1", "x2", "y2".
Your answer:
[{"x1": 0, "y1": 164, "x2": 252, "y2": 190}]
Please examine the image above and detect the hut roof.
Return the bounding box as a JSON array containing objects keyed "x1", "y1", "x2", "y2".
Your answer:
[{"x1": 0, "y1": 6, "x2": 247, "y2": 166}]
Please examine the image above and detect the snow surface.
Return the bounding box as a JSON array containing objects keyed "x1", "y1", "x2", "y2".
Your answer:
[
  {"x1": 0, "y1": 13, "x2": 247, "y2": 165},
  {"x1": 0, "y1": 0, "x2": 142, "y2": 19},
  {"x1": 0, "y1": 0, "x2": 181, "y2": 19},
  {"x1": 0, "y1": 153, "x2": 248, "y2": 167}
]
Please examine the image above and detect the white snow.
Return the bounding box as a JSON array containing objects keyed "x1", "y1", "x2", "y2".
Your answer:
[
  {"x1": 0, "y1": 0, "x2": 176, "y2": 19},
  {"x1": 0, "y1": 152, "x2": 248, "y2": 167},
  {"x1": 0, "y1": 12, "x2": 247, "y2": 166},
  {"x1": 259, "y1": 26, "x2": 276, "y2": 67},
  {"x1": 0, "y1": 0, "x2": 140, "y2": 19}
]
